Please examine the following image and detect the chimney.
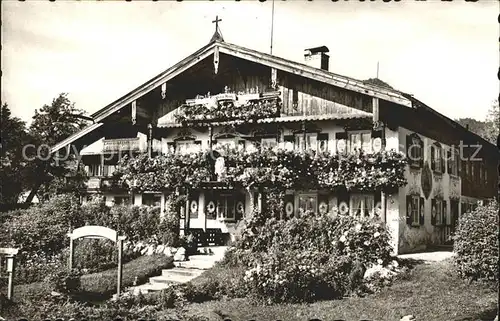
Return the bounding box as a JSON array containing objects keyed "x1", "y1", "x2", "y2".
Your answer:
[{"x1": 304, "y1": 46, "x2": 329, "y2": 71}]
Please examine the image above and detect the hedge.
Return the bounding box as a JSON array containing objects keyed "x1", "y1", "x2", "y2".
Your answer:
[
  {"x1": 79, "y1": 254, "x2": 174, "y2": 298},
  {"x1": 454, "y1": 200, "x2": 499, "y2": 282}
]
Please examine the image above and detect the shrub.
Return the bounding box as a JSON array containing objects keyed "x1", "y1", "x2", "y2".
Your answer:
[
  {"x1": 179, "y1": 233, "x2": 198, "y2": 255},
  {"x1": 182, "y1": 277, "x2": 221, "y2": 303},
  {"x1": 0, "y1": 194, "x2": 82, "y2": 257},
  {"x1": 454, "y1": 200, "x2": 499, "y2": 282},
  {"x1": 79, "y1": 254, "x2": 174, "y2": 297},
  {"x1": 157, "y1": 286, "x2": 178, "y2": 308},
  {"x1": 218, "y1": 211, "x2": 393, "y2": 303},
  {"x1": 45, "y1": 269, "x2": 82, "y2": 294}
]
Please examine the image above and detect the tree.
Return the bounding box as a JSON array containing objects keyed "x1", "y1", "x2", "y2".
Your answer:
[
  {"x1": 483, "y1": 99, "x2": 499, "y2": 146},
  {"x1": 455, "y1": 100, "x2": 499, "y2": 146},
  {"x1": 0, "y1": 104, "x2": 30, "y2": 204},
  {"x1": 24, "y1": 93, "x2": 89, "y2": 204}
]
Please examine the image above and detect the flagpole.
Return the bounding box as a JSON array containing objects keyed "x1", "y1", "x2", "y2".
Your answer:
[{"x1": 270, "y1": 0, "x2": 275, "y2": 55}]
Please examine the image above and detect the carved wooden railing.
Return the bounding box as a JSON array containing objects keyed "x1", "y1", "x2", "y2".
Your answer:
[
  {"x1": 174, "y1": 91, "x2": 281, "y2": 124},
  {"x1": 103, "y1": 138, "x2": 141, "y2": 152}
]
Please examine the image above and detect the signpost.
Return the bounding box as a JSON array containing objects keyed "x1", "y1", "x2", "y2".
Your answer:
[
  {"x1": 67, "y1": 226, "x2": 126, "y2": 297},
  {"x1": 0, "y1": 247, "x2": 19, "y2": 300}
]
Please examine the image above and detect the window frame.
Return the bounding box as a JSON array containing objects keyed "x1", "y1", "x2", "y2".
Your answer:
[
  {"x1": 348, "y1": 131, "x2": 372, "y2": 153},
  {"x1": 350, "y1": 193, "x2": 376, "y2": 217},
  {"x1": 295, "y1": 193, "x2": 318, "y2": 216},
  {"x1": 294, "y1": 133, "x2": 318, "y2": 152},
  {"x1": 142, "y1": 193, "x2": 162, "y2": 207},
  {"x1": 216, "y1": 193, "x2": 236, "y2": 221}
]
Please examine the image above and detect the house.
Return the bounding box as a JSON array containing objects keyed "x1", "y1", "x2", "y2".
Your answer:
[{"x1": 51, "y1": 22, "x2": 499, "y2": 254}]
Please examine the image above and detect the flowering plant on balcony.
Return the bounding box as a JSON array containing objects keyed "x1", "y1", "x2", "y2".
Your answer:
[
  {"x1": 174, "y1": 96, "x2": 281, "y2": 124},
  {"x1": 116, "y1": 147, "x2": 407, "y2": 193}
]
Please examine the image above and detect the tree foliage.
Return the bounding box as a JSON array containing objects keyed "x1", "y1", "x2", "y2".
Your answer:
[
  {"x1": 455, "y1": 99, "x2": 499, "y2": 145},
  {"x1": 0, "y1": 104, "x2": 30, "y2": 204},
  {"x1": 24, "y1": 93, "x2": 89, "y2": 203}
]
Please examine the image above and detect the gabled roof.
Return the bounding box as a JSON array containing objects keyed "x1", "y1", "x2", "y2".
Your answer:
[
  {"x1": 53, "y1": 39, "x2": 415, "y2": 153},
  {"x1": 91, "y1": 40, "x2": 412, "y2": 123}
]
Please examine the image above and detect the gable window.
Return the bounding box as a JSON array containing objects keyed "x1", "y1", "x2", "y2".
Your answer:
[
  {"x1": 348, "y1": 132, "x2": 372, "y2": 153},
  {"x1": 294, "y1": 133, "x2": 317, "y2": 151},
  {"x1": 406, "y1": 133, "x2": 423, "y2": 168},
  {"x1": 296, "y1": 193, "x2": 317, "y2": 216},
  {"x1": 350, "y1": 194, "x2": 375, "y2": 217}
]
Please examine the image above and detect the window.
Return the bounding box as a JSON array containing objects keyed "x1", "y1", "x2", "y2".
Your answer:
[
  {"x1": 410, "y1": 196, "x2": 420, "y2": 225},
  {"x1": 86, "y1": 164, "x2": 102, "y2": 177},
  {"x1": 447, "y1": 149, "x2": 459, "y2": 176},
  {"x1": 432, "y1": 199, "x2": 444, "y2": 225},
  {"x1": 296, "y1": 193, "x2": 317, "y2": 216},
  {"x1": 143, "y1": 194, "x2": 161, "y2": 207},
  {"x1": 175, "y1": 140, "x2": 201, "y2": 154},
  {"x1": 406, "y1": 195, "x2": 423, "y2": 226},
  {"x1": 260, "y1": 137, "x2": 277, "y2": 150},
  {"x1": 214, "y1": 138, "x2": 236, "y2": 150},
  {"x1": 431, "y1": 143, "x2": 443, "y2": 173},
  {"x1": 217, "y1": 194, "x2": 235, "y2": 221},
  {"x1": 114, "y1": 196, "x2": 130, "y2": 206},
  {"x1": 350, "y1": 194, "x2": 375, "y2": 217},
  {"x1": 348, "y1": 132, "x2": 372, "y2": 153},
  {"x1": 102, "y1": 165, "x2": 117, "y2": 177},
  {"x1": 294, "y1": 133, "x2": 317, "y2": 151}
]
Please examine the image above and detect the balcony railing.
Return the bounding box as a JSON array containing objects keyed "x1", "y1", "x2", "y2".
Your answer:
[
  {"x1": 84, "y1": 177, "x2": 124, "y2": 191},
  {"x1": 103, "y1": 138, "x2": 142, "y2": 152}
]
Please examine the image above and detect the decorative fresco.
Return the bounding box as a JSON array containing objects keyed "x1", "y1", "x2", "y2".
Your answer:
[
  {"x1": 449, "y1": 177, "x2": 461, "y2": 200},
  {"x1": 407, "y1": 171, "x2": 421, "y2": 195},
  {"x1": 421, "y1": 162, "x2": 433, "y2": 199}
]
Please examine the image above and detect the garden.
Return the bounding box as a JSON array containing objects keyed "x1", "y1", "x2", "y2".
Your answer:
[
  {"x1": 0, "y1": 145, "x2": 497, "y2": 320},
  {"x1": 0, "y1": 191, "x2": 498, "y2": 320}
]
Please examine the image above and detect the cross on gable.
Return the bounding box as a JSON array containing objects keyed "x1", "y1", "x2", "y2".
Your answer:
[{"x1": 212, "y1": 15, "x2": 222, "y2": 30}]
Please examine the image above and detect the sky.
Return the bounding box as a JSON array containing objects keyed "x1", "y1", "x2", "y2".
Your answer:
[{"x1": 1, "y1": 1, "x2": 498, "y2": 125}]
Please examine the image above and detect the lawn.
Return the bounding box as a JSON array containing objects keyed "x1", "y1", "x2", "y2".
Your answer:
[{"x1": 177, "y1": 259, "x2": 498, "y2": 321}]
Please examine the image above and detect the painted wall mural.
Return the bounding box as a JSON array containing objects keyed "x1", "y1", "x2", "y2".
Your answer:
[{"x1": 421, "y1": 162, "x2": 433, "y2": 199}]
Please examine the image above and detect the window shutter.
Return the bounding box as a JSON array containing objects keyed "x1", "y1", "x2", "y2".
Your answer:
[
  {"x1": 406, "y1": 135, "x2": 411, "y2": 159},
  {"x1": 406, "y1": 195, "x2": 413, "y2": 225},
  {"x1": 419, "y1": 197, "x2": 425, "y2": 225},
  {"x1": 337, "y1": 192, "x2": 350, "y2": 215},
  {"x1": 205, "y1": 193, "x2": 216, "y2": 220},
  {"x1": 431, "y1": 199, "x2": 436, "y2": 226},
  {"x1": 317, "y1": 133, "x2": 329, "y2": 153},
  {"x1": 235, "y1": 193, "x2": 245, "y2": 221},
  {"x1": 446, "y1": 150, "x2": 452, "y2": 174},
  {"x1": 188, "y1": 192, "x2": 199, "y2": 219},
  {"x1": 442, "y1": 200, "x2": 447, "y2": 226},
  {"x1": 440, "y1": 148, "x2": 445, "y2": 173},
  {"x1": 335, "y1": 132, "x2": 347, "y2": 154},
  {"x1": 283, "y1": 194, "x2": 294, "y2": 218},
  {"x1": 318, "y1": 194, "x2": 329, "y2": 215},
  {"x1": 430, "y1": 145, "x2": 435, "y2": 171},
  {"x1": 418, "y1": 138, "x2": 424, "y2": 168}
]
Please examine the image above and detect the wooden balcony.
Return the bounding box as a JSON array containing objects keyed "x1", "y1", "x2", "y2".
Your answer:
[
  {"x1": 103, "y1": 138, "x2": 142, "y2": 152},
  {"x1": 84, "y1": 177, "x2": 125, "y2": 191}
]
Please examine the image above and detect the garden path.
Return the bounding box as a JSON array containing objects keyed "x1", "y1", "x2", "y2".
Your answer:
[{"x1": 397, "y1": 250, "x2": 454, "y2": 262}]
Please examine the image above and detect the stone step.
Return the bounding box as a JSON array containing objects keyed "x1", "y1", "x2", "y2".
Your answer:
[
  {"x1": 174, "y1": 260, "x2": 215, "y2": 270},
  {"x1": 150, "y1": 273, "x2": 195, "y2": 284},
  {"x1": 162, "y1": 267, "x2": 204, "y2": 278},
  {"x1": 131, "y1": 282, "x2": 172, "y2": 294}
]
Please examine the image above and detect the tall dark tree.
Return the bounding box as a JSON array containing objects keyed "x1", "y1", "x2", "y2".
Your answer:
[
  {"x1": 0, "y1": 104, "x2": 30, "y2": 204},
  {"x1": 455, "y1": 100, "x2": 499, "y2": 145},
  {"x1": 24, "y1": 93, "x2": 88, "y2": 204}
]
